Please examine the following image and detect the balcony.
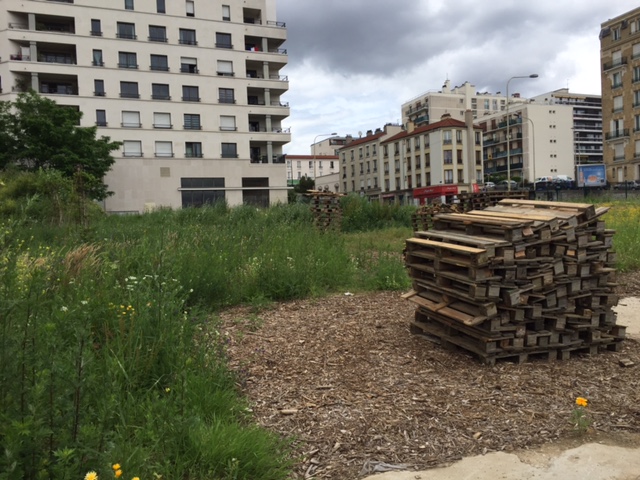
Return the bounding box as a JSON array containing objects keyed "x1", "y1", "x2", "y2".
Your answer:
[
  {"x1": 605, "y1": 129, "x2": 629, "y2": 140},
  {"x1": 603, "y1": 57, "x2": 627, "y2": 71}
]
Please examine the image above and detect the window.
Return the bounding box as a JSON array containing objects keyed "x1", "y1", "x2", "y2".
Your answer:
[
  {"x1": 117, "y1": 22, "x2": 136, "y2": 40},
  {"x1": 634, "y1": 67, "x2": 640, "y2": 83},
  {"x1": 92, "y1": 49, "x2": 103, "y2": 66},
  {"x1": 218, "y1": 88, "x2": 235, "y2": 103},
  {"x1": 443, "y1": 130, "x2": 452, "y2": 144},
  {"x1": 611, "y1": 118, "x2": 624, "y2": 134},
  {"x1": 456, "y1": 130, "x2": 462, "y2": 142},
  {"x1": 220, "y1": 116, "x2": 236, "y2": 131},
  {"x1": 635, "y1": 114, "x2": 640, "y2": 132},
  {"x1": 156, "y1": 0, "x2": 166, "y2": 13},
  {"x1": 613, "y1": 27, "x2": 621, "y2": 41},
  {"x1": 153, "y1": 112, "x2": 172, "y2": 129},
  {"x1": 242, "y1": 178, "x2": 269, "y2": 207},
  {"x1": 182, "y1": 85, "x2": 199, "y2": 102},
  {"x1": 221, "y1": 143, "x2": 238, "y2": 158},
  {"x1": 216, "y1": 60, "x2": 234, "y2": 76},
  {"x1": 179, "y1": 29, "x2": 197, "y2": 45},
  {"x1": 120, "y1": 81, "x2": 139, "y2": 98},
  {"x1": 444, "y1": 150, "x2": 453, "y2": 164},
  {"x1": 123, "y1": 140, "x2": 142, "y2": 157},
  {"x1": 222, "y1": 4, "x2": 230, "y2": 21},
  {"x1": 614, "y1": 95, "x2": 623, "y2": 112},
  {"x1": 96, "y1": 110, "x2": 107, "y2": 126},
  {"x1": 180, "y1": 178, "x2": 225, "y2": 208},
  {"x1": 118, "y1": 52, "x2": 138, "y2": 69},
  {"x1": 635, "y1": 90, "x2": 640, "y2": 107},
  {"x1": 216, "y1": 32, "x2": 232, "y2": 49},
  {"x1": 91, "y1": 19, "x2": 102, "y2": 36},
  {"x1": 186, "y1": 0, "x2": 194, "y2": 16},
  {"x1": 121, "y1": 111, "x2": 141, "y2": 128},
  {"x1": 124, "y1": 0, "x2": 134, "y2": 10},
  {"x1": 634, "y1": 43, "x2": 640, "y2": 59},
  {"x1": 149, "y1": 25, "x2": 167, "y2": 42},
  {"x1": 185, "y1": 142, "x2": 203, "y2": 158},
  {"x1": 151, "y1": 83, "x2": 170, "y2": 100},
  {"x1": 150, "y1": 54, "x2": 169, "y2": 71},
  {"x1": 155, "y1": 141, "x2": 173, "y2": 157},
  {"x1": 457, "y1": 149, "x2": 463, "y2": 164},
  {"x1": 444, "y1": 170, "x2": 454, "y2": 184},
  {"x1": 613, "y1": 71, "x2": 623, "y2": 87},
  {"x1": 94, "y1": 79, "x2": 105, "y2": 96},
  {"x1": 180, "y1": 57, "x2": 198, "y2": 73},
  {"x1": 184, "y1": 114, "x2": 201, "y2": 130}
]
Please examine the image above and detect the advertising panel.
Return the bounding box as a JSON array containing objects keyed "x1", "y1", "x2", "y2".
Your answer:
[{"x1": 577, "y1": 165, "x2": 606, "y2": 188}]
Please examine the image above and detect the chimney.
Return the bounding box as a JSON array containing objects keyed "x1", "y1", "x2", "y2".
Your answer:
[
  {"x1": 406, "y1": 120, "x2": 415, "y2": 133},
  {"x1": 440, "y1": 113, "x2": 452, "y2": 120},
  {"x1": 366, "y1": 129, "x2": 373, "y2": 136},
  {"x1": 442, "y1": 79, "x2": 451, "y2": 93},
  {"x1": 375, "y1": 128, "x2": 382, "y2": 134}
]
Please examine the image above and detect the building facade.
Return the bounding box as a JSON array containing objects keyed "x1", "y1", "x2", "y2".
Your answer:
[
  {"x1": 478, "y1": 103, "x2": 574, "y2": 183},
  {"x1": 401, "y1": 80, "x2": 506, "y2": 127},
  {"x1": 285, "y1": 154, "x2": 339, "y2": 185},
  {"x1": 600, "y1": 6, "x2": 640, "y2": 183},
  {"x1": 0, "y1": 0, "x2": 290, "y2": 212}
]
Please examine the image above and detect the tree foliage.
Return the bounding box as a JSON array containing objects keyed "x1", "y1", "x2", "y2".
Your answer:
[{"x1": 0, "y1": 91, "x2": 121, "y2": 200}]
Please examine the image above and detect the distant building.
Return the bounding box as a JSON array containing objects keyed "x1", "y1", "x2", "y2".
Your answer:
[
  {"x1": 285, "y1": 154, "x2": 339, "y2": 185},
  {"x1": 0, "y1": 0, "x2": 290, "y2": 211},
  {"x1": 337, "y1": 125, "x2": 403, "y2": 202},
  {"x1": 600, "y1": 6, "x2": 640, "y2": 183},
  {"x1": 478, "y1": 101, "x2": 575, "y2": 183},
  {"x1": 401, "y1": 80, "x2": 506, "y2": 127}
]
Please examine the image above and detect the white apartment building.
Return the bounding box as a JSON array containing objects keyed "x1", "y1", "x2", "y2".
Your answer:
[
  {"x1": 401, "y1": 80, "x2": 506, "y2": 127},
  {"x1": 0, "y1": 0, "x2": 290, "y2": 212},
  {"x1": 286, "y1": 154, "x2": 338, "y2": 185},
  {"x1": 477, "y1": 102, "x2": 574, "y2": 183}
]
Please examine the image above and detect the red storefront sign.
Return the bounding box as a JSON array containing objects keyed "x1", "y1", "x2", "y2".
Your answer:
[{"x1": 413, "y1": 185, "x2": 459, "y2": 199}]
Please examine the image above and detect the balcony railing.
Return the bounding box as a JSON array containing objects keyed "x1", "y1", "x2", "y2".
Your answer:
[
  {"x1": 10, "y1": 54, "x2": 30, "y2": 61},
  {"x1": 269, "y1": 75, "x2": 288, "y2": 81},
  {"x1": 268, "y1": 48, "x2": 287, "y2": 54},
  {"x1": 266, "y1": 21, "x2": 286, "y2": 27},
  {"x1": 605, "y1": 129, "x2": 629, "y2": 140},
  {"x1": 603, "y1": 57, "x2": 628, "y2": 71}
]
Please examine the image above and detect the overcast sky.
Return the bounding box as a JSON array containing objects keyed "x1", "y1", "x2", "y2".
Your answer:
[{"x1": 276, "y1": 0, "x2": 638, "y2": 154}]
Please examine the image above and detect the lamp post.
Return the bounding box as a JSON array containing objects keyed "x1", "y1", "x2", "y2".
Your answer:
[
  {"x1": 312, "y1": 132, "x2": 337, "y2": 187},
  {"x1": 506, "y1": 74, "x2": 538, "y2": 191},
  {"x1": 517, "y1": 113, "x2": 536, "y2": 190}
]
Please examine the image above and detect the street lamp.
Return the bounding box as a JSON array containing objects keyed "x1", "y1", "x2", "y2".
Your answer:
[
  {"x1": 312, "y1": 132, "x2": 337, "y2": 186},
  {"x1": 506, "y1": 74, "x2": 538, "y2": 191}
]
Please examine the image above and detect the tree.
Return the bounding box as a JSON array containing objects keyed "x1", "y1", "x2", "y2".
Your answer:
[
  {"x1": 294, "y1": 175, "x2": 315, "y2": 194},
  {"x1": 0, "y1": 91, "x2": 121, "y2": 200}
]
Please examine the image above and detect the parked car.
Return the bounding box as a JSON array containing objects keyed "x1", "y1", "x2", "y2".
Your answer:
[
  {"x1": 496, "y1": 180, "x2": 518, "y2": 190},
  {"x1": 613, "y1": 180, "x2": 640, "y2": 190},
  {"x1": 482, "y1": 181, "x2": 496, "y2": 191}
]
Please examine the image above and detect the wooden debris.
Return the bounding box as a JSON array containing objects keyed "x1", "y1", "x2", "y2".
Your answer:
[
  {"x1": 405, "y1": 199, "x2": 625, "y2": 365},
  {"x1": 305, "y1": 190, "x2": 345, "y2": 231}
]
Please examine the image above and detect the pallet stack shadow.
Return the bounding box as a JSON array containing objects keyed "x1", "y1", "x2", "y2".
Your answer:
[
  {"x1": 306, "y1": 190, "x2": 344, "y2": 231},
  {"x1": 412, "y1": 191, "x2": 528, "y2": 232},
  {"x1": 404, "y1": 199, "x2": 625, "y2": 365}
]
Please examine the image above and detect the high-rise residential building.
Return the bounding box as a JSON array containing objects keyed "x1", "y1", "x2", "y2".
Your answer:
[
  {"x1": 0, "y1": 0, "x2": 290, "y2": 212},
  {"x1": 401, "y1": 80, "x2": 506, "y2": 127},
  {"x1": 530, "y1": 89, "x2": 603, "y2": 168},
  {"x1": 478, "y1": 103, "x2": 574, "y2": 184},
  {"x1": 600, "y1": 6, "x2": 640, "y2": 184}
]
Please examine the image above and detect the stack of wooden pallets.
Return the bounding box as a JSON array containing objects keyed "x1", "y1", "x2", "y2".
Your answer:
[
  {"x1": 404, "y1": 199, "x2": 625, "y2": 365},
  {"x1": 306, "y1": 190, "x2": 344, "y2": 231}
]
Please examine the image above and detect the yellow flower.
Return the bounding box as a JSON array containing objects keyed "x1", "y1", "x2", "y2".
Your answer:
[
  {"x1": 115, "y1": 470, "x2": 123, "y2": 478},
  {"x1": 112, "y1": 464, "x2": 121, "y2": 471},
  {"x1": 576, "y1": 397, "x2": 588, "y2": 407},
  {"x1": 85, "y1": 472, "x2": 98, "y2": 480},
  {"x1": 132, "y1": 478, "x2": 140, "y2": 480}
]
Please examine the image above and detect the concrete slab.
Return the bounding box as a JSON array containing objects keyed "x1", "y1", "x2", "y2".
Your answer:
[{"x1": 361, "y1": 298, "x2": 640, "y2": 480}]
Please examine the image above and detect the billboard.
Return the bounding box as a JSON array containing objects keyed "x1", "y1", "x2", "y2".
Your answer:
[{"x1": 577, "y1": 164, "x2": 606, "y2": 188}]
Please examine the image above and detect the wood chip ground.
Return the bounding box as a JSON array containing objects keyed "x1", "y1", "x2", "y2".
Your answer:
[{"x1": 216, "y1": 273, "x2": 640, "y2": 479}]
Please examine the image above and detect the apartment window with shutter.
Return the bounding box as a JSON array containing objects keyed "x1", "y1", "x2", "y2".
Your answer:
[
  {"x1": 121, "y1": 111, "x2": 141, "y2": 128},
  {"x1": 221, "y1": 143, "x2": 238, "y2": 158},
  {"x1": 180, "y1": 57, "x2": 198, "y2": 73},
  {"x1": 186, "y1": 0, "x2": 195, "y2": 16},
  {"x1": 220, "y1": 116, "x2": 236, "y2": 131},
  {"x1": 155, "y1": 141, "x2": 173, "y2": 157},
  {"x1": 186, "y1": 142, "x2": 203, "y2": 158},
  {"x1": 184, "y1": 114, "x2": 201, "y2": 130},
  {"x1": 182, "y1": 85, "x2": 200, "y2": 102},
  {"x1": 153, "y1": 112, "x2": 172, "y2": 129},
  {"x1": 156, "y1": 0, "x2": 166, "y2": 13},
  {"x1": 92, "y1": 49, "x2": 104, "y2": 66},
  {"x1": 91, "y1": 19, "x2": 102, "y2": 36},
  {"x1": 222, "y1": 5, "x2": 230, "y2": 21},
  {"x1": 217, "y1": 60, "x2": 233, "y2": 76},
  {"x1": 124, "y1": 0, "x2": 134, "y2": 10},
  {"x1": 123, "y1": 140, "x2": 142, "y2": 157},
  {"x1": 116, "y1": 22, "x2": 136, "y2": 40},
  {"x1": 614, "y1": 96, "x2": 623, "y2": 112},
  {"x1": 118, "y1": 52, "x2": 138, "y2": 69}
]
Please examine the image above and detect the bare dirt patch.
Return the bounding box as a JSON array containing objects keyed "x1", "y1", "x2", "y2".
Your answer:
[{"x1": 218, "y1": 272, "x2": 640, "y2": 479}]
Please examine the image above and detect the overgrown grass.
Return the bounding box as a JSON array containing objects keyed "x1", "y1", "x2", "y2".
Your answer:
[{"x1": 600, "y1": 199, "x2": 640, "y2": 272}]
